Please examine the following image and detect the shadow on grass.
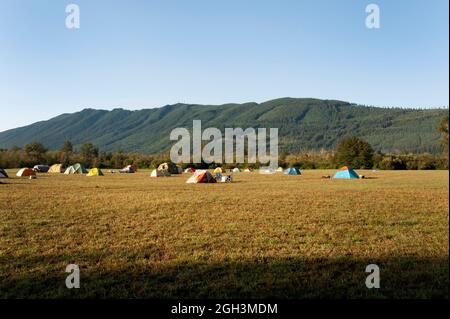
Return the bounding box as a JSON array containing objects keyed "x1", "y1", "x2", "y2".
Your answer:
[{"x1": 1, "y1": 254, "x2": 448, "y2": 299}]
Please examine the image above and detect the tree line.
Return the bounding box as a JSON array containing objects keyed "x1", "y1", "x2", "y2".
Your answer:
[{"x1": 1, "y1": 116, "x2": 448, "y2": 170}]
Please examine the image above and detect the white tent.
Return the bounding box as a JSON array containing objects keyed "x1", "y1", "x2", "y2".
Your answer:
[
  {"x1": 64, "y1": 166, "x2": 76, "y2": 175},
  {"x1": 232, "y1": 168, "x2": 240, "y2": 173}
]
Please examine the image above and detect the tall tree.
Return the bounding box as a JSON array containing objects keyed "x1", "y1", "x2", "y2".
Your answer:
[
  {"x1": 24, "y1": 141, "x2": 47, "y2": 163},
  {"x1": 80, "y1": 142, "x2": 99, "y2": 166},
  {"x1": 59, "y1": 140, "x2": 74, "y2": 166},
  {"x1": 60, "y1": 140, "x2": 73, "y2": 153},
  {"x1": 334, "y1": 137, "x2": 374, "y2": 169}
]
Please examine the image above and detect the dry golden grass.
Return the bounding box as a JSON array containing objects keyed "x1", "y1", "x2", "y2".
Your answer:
[{"x1": 0, "y1": 169, "x2": 448, "y2": 298}]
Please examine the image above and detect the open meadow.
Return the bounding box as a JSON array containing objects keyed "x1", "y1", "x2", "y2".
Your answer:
[{"x1": 0, "y1": 169, "x2": 448, "y2": 298}]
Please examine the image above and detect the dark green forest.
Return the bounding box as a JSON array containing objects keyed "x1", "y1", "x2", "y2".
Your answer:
[{"x1": 0, "y1": 98, "x2": 447, "y2": 154}]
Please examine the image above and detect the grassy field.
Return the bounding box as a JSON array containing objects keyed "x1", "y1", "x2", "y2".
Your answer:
[{"x1": 0, "y1": 169, "x2": 448, "y2": 298}]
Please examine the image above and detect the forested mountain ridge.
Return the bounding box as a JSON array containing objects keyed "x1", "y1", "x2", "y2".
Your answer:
[{"x1": 0, "y1": 98, "x2": 447, "y2": 153}]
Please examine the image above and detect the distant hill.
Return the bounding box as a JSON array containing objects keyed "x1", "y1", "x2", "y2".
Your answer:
[{"x1": 0, "y1": 98, "x2": 447, "y2": 153}]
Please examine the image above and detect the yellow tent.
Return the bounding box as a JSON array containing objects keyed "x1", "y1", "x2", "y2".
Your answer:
[
  {"x1": 87, "y1": 168, "x2": 104, "y2": 177},
  {"x1": 213, "y1": 167, "x2": 223, "y2": 174},
  {"x1": 48, "y1": 164, "x2": 63, "y2": 173}
]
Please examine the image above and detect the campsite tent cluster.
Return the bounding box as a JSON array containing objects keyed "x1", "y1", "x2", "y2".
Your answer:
[
  {"x1": 2, "y1": 163, "x2": 107, "y2": 178},
  {"x1": 0, "y1": 163, "x2": 363, "y2": 182}
]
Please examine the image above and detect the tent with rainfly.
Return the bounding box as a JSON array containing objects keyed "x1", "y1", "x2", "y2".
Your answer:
[
  {"x1": 186, "y1": 170, "x2": 217, "y2": 184},
  {"x1": 16, "y1": 168, "x2": 36, "y2": 177},
  {"x1": 64, "y1": 163, "x2": 88, "y2": 174},
  {"x1": 284, "y1": 167, "x2": 301, "y2": 175},
  {"x1": 184, "y1": 167, "x2": 196, "y2": 173},
  {"x1": 333, "y1": 166, "x2": 360, "y2": 179},
  {"x1": 0, "y1": 168, "x2": 8, "y2": 178},
  {"x1": 87, "y1": 168, "x2": 104, "y2": 176}
]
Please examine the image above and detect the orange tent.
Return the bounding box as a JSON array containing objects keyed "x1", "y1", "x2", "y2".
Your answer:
[
  {"x1": 195, "y1": 172, "x2": 216, "y2": 183},
  {"x1": 186, "y1": 170, "x2": 217, "y2": 183}
]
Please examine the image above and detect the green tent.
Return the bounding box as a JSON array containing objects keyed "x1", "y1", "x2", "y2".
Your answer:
[{"x1": 64, "y1": 163, "x2": 88, "y2": 174}]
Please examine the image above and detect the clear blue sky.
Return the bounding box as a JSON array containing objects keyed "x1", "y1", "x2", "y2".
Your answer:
[{"x1": 0, "y1": 0, "x2": 448, "y2": 131}]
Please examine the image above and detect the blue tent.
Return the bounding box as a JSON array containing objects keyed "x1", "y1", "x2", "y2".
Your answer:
[
  {"x1": 333, "y1": 167, "x2": 359, "y2": 179},
  {"x1": 284, "y1": 167, "x2": 301, "y2": 175}
]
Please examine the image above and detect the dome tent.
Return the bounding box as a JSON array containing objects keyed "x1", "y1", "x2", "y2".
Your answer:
[
  {"x1": 186, "y1": 170, "x2": 217, "y2": 184},
  {"x1": 33, "y1": 165, "x2": 49, "y2": 173},
  {"x1": 48, "y1": 164, "x2": 64, "y2": 173},
  {"x1": 87, "y1": 168, "x2": 104, "y2": 176},
  {"x1": 157, "y1": 162, "x2": 182, "y2": 174},
  {"x1": 16, "y1": 168, "x2": 36, "y2": 177},
  {"x1": 284, "y1": 167, "x2": 301, "y2": 175},
  {"x1": 64, "y1": 163, "x2": 88, "y2": 174},
  {"x1": 333, "y1": 166, "x2": 360, "y2": 179}
]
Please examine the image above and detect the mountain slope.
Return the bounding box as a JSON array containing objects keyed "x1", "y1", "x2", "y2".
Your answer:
[{"x1": 0, "y1": 98, "x2": 447, "y2": 153}]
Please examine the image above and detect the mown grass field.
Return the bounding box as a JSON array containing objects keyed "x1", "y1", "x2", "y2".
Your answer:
[{"x1": 0, "y1": 169, "x2": 448, "y2": 298}]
